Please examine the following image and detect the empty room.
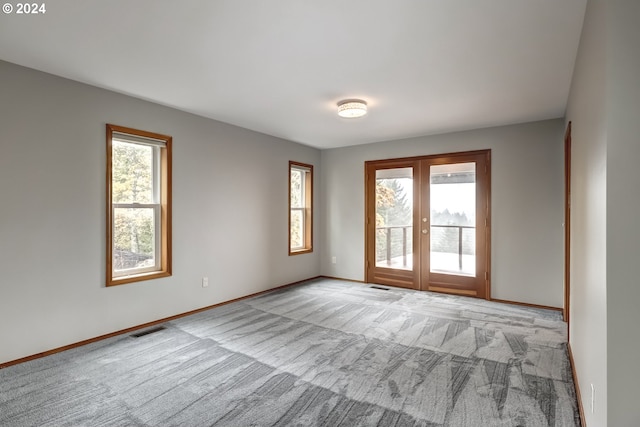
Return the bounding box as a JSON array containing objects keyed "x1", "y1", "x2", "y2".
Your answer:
[{"x1": 1, "y1": 1, "x2": 639, "y2": 426}]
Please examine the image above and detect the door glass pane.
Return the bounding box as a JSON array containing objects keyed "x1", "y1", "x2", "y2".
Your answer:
[
  {"x1": 375, "y1": 168, "x2": 413, "y2": 270},
  {"x1": 430, "y1": 163, "x2": 476, "y2": 276}
]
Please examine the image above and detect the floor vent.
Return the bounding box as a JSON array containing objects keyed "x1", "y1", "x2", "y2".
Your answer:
[
  {"x1": 131, "y1": 326, "x2": 166, "y2": 338},
  {"x1": 370, "y1": 285, "x2": 391, "y2": 291}
]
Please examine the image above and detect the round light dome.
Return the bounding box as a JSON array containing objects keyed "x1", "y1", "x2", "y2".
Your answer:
[{"x1": 337, "y1": 99, "x2": 367, "y2": 118}]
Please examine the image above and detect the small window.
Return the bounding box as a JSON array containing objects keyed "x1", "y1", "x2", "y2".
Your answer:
[
  {"x1": 106, "y1": 124, "x2": 172, "y2": 286},
  {"x1": 289, "y1": 161, "x2": 313, "y2": 255}
]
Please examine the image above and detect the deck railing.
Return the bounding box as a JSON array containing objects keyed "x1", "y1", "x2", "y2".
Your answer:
[
  {"x1": 376, "y1": 224, "x2": 474, "y2": 270},
  {"x1": 376, "y1": 225, "x2": 412, "y2": 267},
  {"x1": 430, "y1": 224, "x2": 475, "y2": 270}
]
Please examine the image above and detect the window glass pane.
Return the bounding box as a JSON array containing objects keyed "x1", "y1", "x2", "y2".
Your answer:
[
  {"x1": 430, "y1": 162, "x2": 476, "y2": 276},
  {"x1": 290, "y1": 209, "x2": 304, "y2": 249},
  {"x1": 112, "y1": 141, "x2": 154, "y2": 204},
  {"x1": 288, "y1": 162, "x2": 312, "y2": 254},
  {"x1": 290, "y1": 169, "x2": 303, "y2": 208},
  {"x1": 113, "y1": 207, "x2": 156, "y2": 272},
  {"x1": 375, "y1": 168, "x2": 413, "y2": 270}
]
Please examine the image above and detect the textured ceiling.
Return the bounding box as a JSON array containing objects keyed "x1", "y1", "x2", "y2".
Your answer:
[{"x1": 0, "y1": 0, "x2": 587, "y2": 148}]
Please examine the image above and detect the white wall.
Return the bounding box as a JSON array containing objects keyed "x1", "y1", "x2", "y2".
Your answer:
[
  {"x1": 320, "y1": 120, "x2": 565, "y2": 307},
  {"x1": 0, "y1": 61, "x2": 321, "y2": 365},
  {"x1": 606, "y1": 1, "x2": 640, "y2": 424},
  {"x1": 567, "y1": 0, "x2": 640, "y2": 424},
  {"x1": 565, "y1": 0, "x2": 608, "y2": 424}
]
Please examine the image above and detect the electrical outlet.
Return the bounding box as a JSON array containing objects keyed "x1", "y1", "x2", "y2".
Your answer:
[
  {"x1": 591, "y1": 384, "x2": 595, "y2": 413},
  {"x1": 332, "y1": 256, "x2": 337, "y2": 264},
  {"x1": 202, "y1": 277, "x2": 209, "y2": 288}
]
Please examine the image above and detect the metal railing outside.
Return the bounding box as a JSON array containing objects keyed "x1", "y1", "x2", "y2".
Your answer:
[{"x1": 376, "y1": 224, "x2": 474, "y2": 270}]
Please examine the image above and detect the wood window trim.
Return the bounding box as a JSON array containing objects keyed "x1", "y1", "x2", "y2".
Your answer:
[
  {"x1": 106, "y1": 124, "x2": 172, "y2": 287},
  {"x1": 289, "y1": 161, "x2": 313, "y2": 255}
]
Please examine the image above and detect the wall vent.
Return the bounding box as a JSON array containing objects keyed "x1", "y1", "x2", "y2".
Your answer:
[{"x1": 131, "y1": 326, "x2": 166, "y2": 338}]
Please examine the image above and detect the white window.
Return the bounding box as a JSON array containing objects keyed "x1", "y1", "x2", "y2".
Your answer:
[
  {"x1": 106, "y1": 124, "x2": 172, "y2": 286},
  {"x1": 289, "y1": 161, "x2": 313, "y2": 254}
]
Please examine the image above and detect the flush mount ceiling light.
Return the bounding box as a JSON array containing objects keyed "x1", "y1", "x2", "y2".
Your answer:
[{"x1": 337, "y1": 99, "x2": 367, "y2": 118}]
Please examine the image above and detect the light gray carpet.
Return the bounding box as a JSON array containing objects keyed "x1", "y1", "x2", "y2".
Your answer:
[{"x1": 0, "y1": 278, "x2": 580, "y2": 426}]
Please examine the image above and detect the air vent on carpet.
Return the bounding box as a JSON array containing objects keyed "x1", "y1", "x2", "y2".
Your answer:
[
  {"x1": 131, "y1": 326, "x2": 166, "y2": 338},
  {"x1": 370, "y1": 285, "x2": 390, "y2": 291}
]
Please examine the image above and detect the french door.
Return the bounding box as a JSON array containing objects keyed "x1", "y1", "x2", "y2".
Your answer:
[{"x1": 365, "y1": 150, "x2": 491, "y2": 298}]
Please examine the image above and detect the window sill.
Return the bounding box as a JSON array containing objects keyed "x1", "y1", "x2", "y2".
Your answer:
[
  {"x1": 289, "y1": 248, "x2": 313, "y2": 256},
  {"x1": 107, "y1": 270, "x2": 171, "y2": 287}
]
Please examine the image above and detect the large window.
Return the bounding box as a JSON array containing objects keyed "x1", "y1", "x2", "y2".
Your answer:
[
  {"x1": 106, "y1": 124, "x2": 172, "y2": 286},
  {"x1": 289, "y1": 161, "x2": 313, "y2": 255}
]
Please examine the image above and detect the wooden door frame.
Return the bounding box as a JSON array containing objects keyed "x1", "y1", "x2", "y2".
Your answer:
[
  {"x1": 564, "y1": 122, "x2": 572, "y2": 325},
  {"x1": 365, "y1": 150, "x2": 491, "y2": 299}
]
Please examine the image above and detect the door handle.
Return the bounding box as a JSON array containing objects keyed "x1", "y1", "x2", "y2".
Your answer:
[{"x1": 422, "y1": 229, "x2": 429, "y2": 234}]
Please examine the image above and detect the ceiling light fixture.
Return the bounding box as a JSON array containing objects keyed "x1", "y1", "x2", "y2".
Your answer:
[{"x1": 337, "y1": 99, "x2": 367, "y2": 118}]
